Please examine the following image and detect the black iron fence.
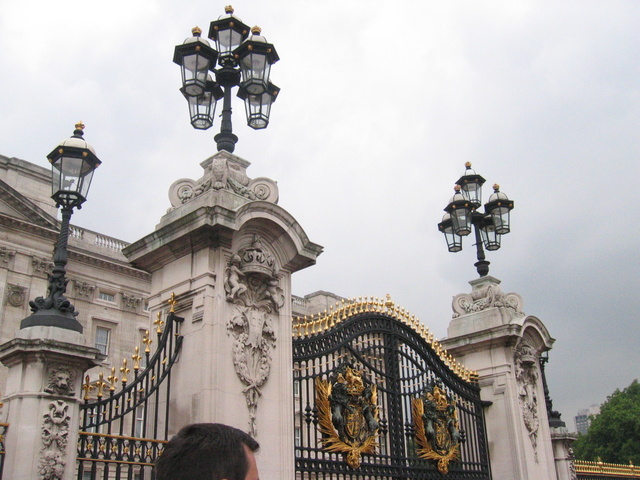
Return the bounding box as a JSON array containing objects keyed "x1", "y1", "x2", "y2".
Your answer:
[{"x1": 76, "y1": 303, "x2": 183, "y2": 480}]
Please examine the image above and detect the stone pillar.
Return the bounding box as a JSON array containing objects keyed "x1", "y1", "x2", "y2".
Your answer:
[
  {"x1": 441, "y1": 276, "x2": 558, "y2": 479},
  {"x1": 123, "y1": 151, "x2": 322, "y2": 480},
  {"x1": 551, "y1": 427, "x2": 578, "y2": 480},
  {"x1": 0, "y1": 326, "x2": 101, "y2": 480}
]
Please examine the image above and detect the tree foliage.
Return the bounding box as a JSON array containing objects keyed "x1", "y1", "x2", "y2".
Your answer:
[{"x1": 573, "y1": 379, "x2": 640, "y2": 464}]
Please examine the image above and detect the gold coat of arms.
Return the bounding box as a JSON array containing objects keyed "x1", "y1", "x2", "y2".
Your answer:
[
  {"x1": 412, "y1": 384, "x2": 461, "y2": 474},
  {"x1": 316, "y1": 364, "x2": 379, "y2": 469}
]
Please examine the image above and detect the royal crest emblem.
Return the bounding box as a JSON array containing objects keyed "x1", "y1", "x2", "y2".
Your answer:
[
  {"x1": 316, "y1": 364, "x2": 379, "y2": 469},
  {"x1": 412, "y1": 384, "x2": 461, "y2": 474}
]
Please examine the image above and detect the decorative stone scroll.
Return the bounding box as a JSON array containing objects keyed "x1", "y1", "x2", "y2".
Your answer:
[
  {"x1": 225, "y1": 235, "x2": 284, "y2": 436},
  {"x1": 4, "y1": 284, "x2": 27, "y2": 307},
  {"x1": 0, "y1": 246, "x2": 15, "y2": 264},
  {"x1": 32, "y1": 256, "x2": 52, "y2": 277},
  {"x1": 39, "y1": 400, "x2": 71, "y2": 480},
  {"x1": 515, "y1": 341, "x2": 540, "y2": 460},
  {"x1": 73, "y1": 281, "x2": 96, "y2": 300},
  {"x1": 452, "y1": 282, "x2": 523, "y2": 318},
  {"x1": 168, "y1": 152, "x2": 279, "y2": 208},
  {"x1": 122, "y1": 292, "x2": 142, "y2": 312}
]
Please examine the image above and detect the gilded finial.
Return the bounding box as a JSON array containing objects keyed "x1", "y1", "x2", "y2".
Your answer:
[
  {"x1": 454, "y1": 184, "x2": 461, "y2": 192},
  {"x1": 96, "y1": 373, "x2": 107, "y2": 398},
  {"x1": 107, "y1": 367, "x2": 118, "y2": 391},
  {"x1": 132, "y1": 346, "x2": 142, "y2": 371},
  {"x1": 465, "y1": 161, "x2": 472, "y2": 168},
  {"x1": 191, "y1": 26, "x2": 202, "y2": 36},
  {"x1": 493, "y1": 183, "x2": 500, "y2": 191},
  {"x1": 120, "y1": 359, "x2": 130, "y2": 383},
  {"x1": 142, "y1": 330, "x2": 152, "y2": 353},
  {"x1": 385, "y1": 294, "x2": 393, "y2": 308},
  {"x1": 75, "y1": 121, "x2": 85, "y2": 132},
  {"x1": 154, "y1": 311, "x2": 165, "y2": 334},
  {"x1": 251, "y1": 25, "x2": 262, "y2": 35},
  {"x1": 168, "y1": 293, "x2": 177, "y2": 313},
  {"x1": 82, "y1": 375, "x2": 94, "y2": 400},
  {"x1": 225, "y1": 5, "x2": 234, "y2": 14}
]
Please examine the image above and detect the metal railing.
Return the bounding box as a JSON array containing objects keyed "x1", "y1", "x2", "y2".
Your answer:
[{"x1": 576, "y1": 460, "x2": 640, "y2": 479}]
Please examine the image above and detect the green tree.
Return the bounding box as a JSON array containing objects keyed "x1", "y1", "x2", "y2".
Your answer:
[{"x1": 573, "y1": 379, "x2": 640, "y2": 464}]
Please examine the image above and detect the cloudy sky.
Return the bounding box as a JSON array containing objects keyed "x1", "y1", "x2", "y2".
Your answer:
[{"x1": 1, "y1": 1, "x2": 638, "y2": 430}]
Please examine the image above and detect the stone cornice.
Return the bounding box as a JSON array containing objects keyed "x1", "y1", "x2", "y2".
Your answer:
[
  {"x1": 0, "y1": 214, "x2": 150, "y2": 282},
  {"x1": 0, "y1": 178, "x2": 58, "y2": 228},
  {"x1": 68, "y1": 250, "x2": 151, "y2": 281}
]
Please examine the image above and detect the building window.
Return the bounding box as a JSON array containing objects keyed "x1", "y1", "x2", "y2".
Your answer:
[
  {"x1": 99, "y1": 292, "x2": 115, "y2": 303},
  {"x1": 294, "y1": 426, "x2": 302, "y2": 447},
  {"x1": 94, "y1": 326, "x2": 110, "y2": 356},
  {"x1": 135, "y1": 404, "x2": 145, "y2": 438}
]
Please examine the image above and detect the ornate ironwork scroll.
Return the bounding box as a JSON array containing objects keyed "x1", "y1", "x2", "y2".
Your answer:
[
  {"x1": 316, "y1": 364, "x2": 379, "y2": 469},
  {"x1": 412, "y1": 384, "x2": 461, "y2": 474}
]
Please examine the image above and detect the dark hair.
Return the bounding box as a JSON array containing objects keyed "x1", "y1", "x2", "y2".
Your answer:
[{"x1": 155, "y1": 423, "x2": 259, "y2": 480}]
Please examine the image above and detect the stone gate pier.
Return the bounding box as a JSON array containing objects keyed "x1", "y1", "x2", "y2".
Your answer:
[
  {"x1": 123, "y1": 150, "x2": 322, "y2": 480},
  {"x1": 441, "y1": 275, "x2": 575, "y2": 480}
]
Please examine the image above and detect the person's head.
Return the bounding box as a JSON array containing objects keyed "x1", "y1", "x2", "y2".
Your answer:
[{"x1": 155, "y1": 423, "x2": 260, "y2": 480}]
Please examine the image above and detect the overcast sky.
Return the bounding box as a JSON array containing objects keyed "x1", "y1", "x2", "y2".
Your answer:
[{"x1": 1, "y1": 1, "x2": 639, "y2": 430}]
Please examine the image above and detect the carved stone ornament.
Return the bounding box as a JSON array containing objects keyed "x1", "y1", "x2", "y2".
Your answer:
[
  {"x1": 32, "y1": 256, "x2": 53, "y2": 277},
  {"x1": 315, "y1": 363, "x2": 379, "y2": 469},
  {"x1": 73, "y1": 280, "x2": 96, "y2": 299},
  {"x1": 0, "y1": 246, "x2": 16, "y2": 264},
  {"x1": 412, "y1": 383, "x2": 462, "y2": 474},
  {"x1": 168, "y1": 152, "x2": 279, "y2": 208},
  {"x1": 122, "y1": 292, "x2": 142, "y2": 311},
  {"x1": 515, "y1": 341, "x2": 540, "y2": 461},
  {"x1": 44, "y1": 365, "x2": 75, "y2": 396},
  {"x1": 39, "y1": 400, "x2": 71, "y2": 480},
  {"x1": 225, "y1": 236, "x2": 286, "y2": 436},
  {"x1": 452, "y1": 282, "x2": 523, "y2": 318},
  {"x1": 5, "y1": 283, "x2": 27, "y2": 307}
]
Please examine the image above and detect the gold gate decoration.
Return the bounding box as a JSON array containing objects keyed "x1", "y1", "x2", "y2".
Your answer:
[
  {"x1": 412, "y1": 384, "x2": 461, "y2": 474},
  {"x1": 316, "y1": 364, "x2": 379, "y2": 469}
]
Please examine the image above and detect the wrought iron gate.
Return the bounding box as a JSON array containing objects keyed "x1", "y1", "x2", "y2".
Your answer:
[
  {"x1": 292, "y1": 297, "x2": 492, "y2": 479},
  {"x1": 76, "y1": 296, "x2": 183, "y2": 480}
]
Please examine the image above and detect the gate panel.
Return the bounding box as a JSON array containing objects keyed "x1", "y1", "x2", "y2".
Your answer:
[{"x1": 292, "y1": 298, "x2": 491, "y2": 479}]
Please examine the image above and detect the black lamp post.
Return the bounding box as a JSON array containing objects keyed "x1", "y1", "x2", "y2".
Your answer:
[
  {"x1": 173, "y1": 6, "x2": 280, "y2": 153},
  {"x1": 21, "y1": 123, "x2": 102, "y2": 332},
  {"x1": 438, "y1": 162, "x2": 514, "y2": 277}
]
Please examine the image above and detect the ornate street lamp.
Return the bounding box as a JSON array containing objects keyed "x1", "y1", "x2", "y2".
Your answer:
[
  {"x1": 21, "y1": 123, "x2": 101, "y2": 332},
  {"x1": 173, "y1": 6, "x2": 280, "y2": 152},
  {"x1": 437, "y1": 162, "x2": 514, "y2": 277}
]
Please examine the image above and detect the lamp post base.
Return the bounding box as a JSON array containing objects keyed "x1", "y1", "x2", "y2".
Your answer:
[{"x1": 20, "y1": 309, "x2": 83, "y2": 333}]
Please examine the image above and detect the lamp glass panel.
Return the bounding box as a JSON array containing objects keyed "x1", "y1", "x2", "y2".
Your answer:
[
  {"x1": 444, "y1": 230, "x2": 463, "y2": 252},
  {"x1": 480, "y1": 223, "x2": 501, "y2": 251},
  {"x1": 461, "y1": 182, "x2": 481, "y2": 205},
  {"x1": 451, "y1": 208, "x2": 472, "y2": 236},
  {"x1": 217, "y1": 29, "x2": 244, "y2": 56},
  {"x1": 181, "y1": 53, "x2": 210, "y2": 96},
  {"x1": 244, "y1": 91, "x2": 271, "y2": 129},
  {"x1": 188, "y1": 91, "x2": 215, "y2": 130},
  {"x1": 491, "y1": 209, "x2": 511, "y2": 234},
  {"x1": 240, "y1": 52, "x2": 270, "y2": 94}
]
